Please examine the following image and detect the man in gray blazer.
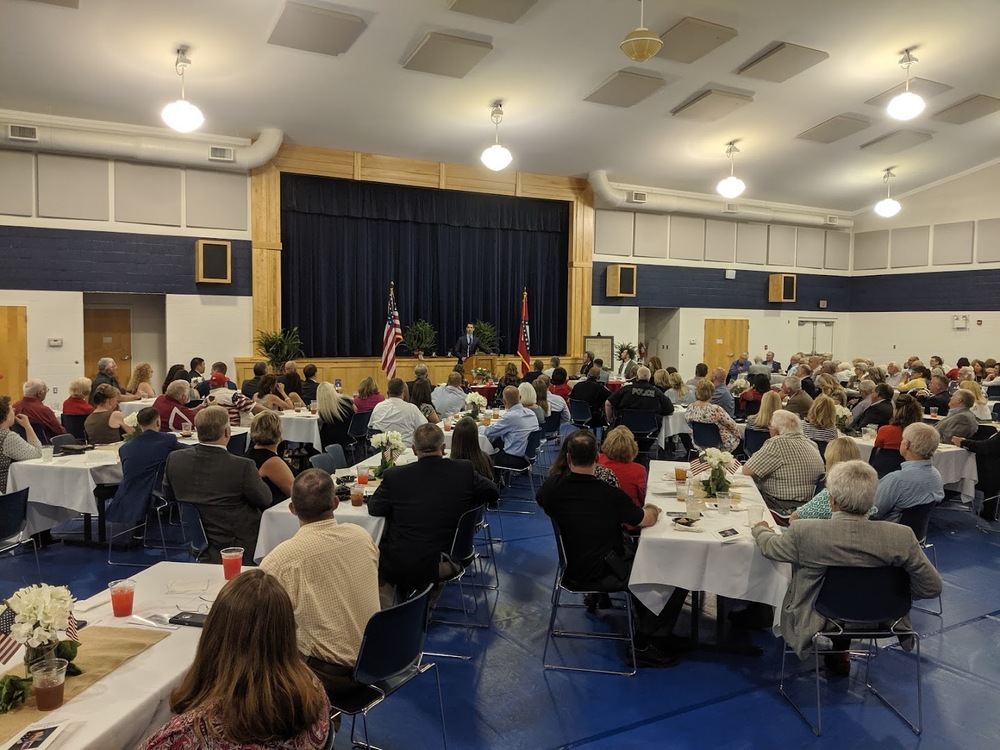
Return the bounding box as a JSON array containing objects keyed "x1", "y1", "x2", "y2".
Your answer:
[
  {"x1": 934, "y1": 389, "x2": 979, "y2": 443},
  {"x1": 163, "y1": 406, "x2": 271, "y2": 565},
  {"x1": 752, "y1": 460, "x2": 941, "y2": 672}
]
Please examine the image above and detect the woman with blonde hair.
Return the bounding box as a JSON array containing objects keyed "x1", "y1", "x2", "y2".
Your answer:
[
  {"x1": 126, "y1": 362, "x2": 157, "y2": 399},
  {"x1": 598, "y1": 426, "x2": 646, "y2": 512},
  {"x1": 316, "y1": 381, "x2": 355, "y2": 450},
  {"x1": 139, "y1": 569, "x2": 329, "y2": 750},
  {"x1": 802, "y1": 394, "x2": 838, "y2": 443},
  {"x1": 815, "y1": 373, "x2": 847, "y2": 407},
  {"x1": 665, "y1": 372, "x2": 693, "y2": 406},
  {"x1": 960, "y1": 379, "x2": 992, "y2": 420},
  {"x1": 247, "y1": 411, "x2": 295, "y2": 505},
  {"x1": 652, "y1": 368, "x2": 670, "y2": 391},
  {"x1": 352, "y1": 377, "x2": 384, "y2": 413},
  {"x1": 746, "y1": 390, "x2": 781, "y2": 430},
  {"x1": 519, "y1": 382, "x2": 544, "y2": 425},
  {"x1": 789, "y1": 436, "x2": 866, "y2": 521}
]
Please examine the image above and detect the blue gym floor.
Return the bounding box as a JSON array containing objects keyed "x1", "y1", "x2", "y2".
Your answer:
[{"x1": 4, "y1": 480, "x2": 1000, "y2": 750}]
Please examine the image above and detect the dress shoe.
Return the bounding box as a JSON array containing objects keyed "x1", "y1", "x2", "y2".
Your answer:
[
  {"x1": 627, "y1": 643, "x2": 679, "y2": 669},
  {"x1": 728, "y1": 606, "x2": 771, "y2": 631}
]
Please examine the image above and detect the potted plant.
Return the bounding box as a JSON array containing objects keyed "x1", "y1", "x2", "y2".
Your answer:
[
  {"x1": 253, "y1": 328, "x2": 305, "y2": 373},
  {"x1": 616, "y1": 341, "x2": 637, "y2": 361},
  {"x1": 401, "y1": 319, "x2": 437, "y2": 358},
  {"x1": 473, "y1": 320, "x2": 500, "y2": 354}
]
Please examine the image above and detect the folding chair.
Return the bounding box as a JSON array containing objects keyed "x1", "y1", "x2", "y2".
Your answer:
[
  {"x1": 50, "y1": 433, "x2": 79, "y2": 455},
  {"x1": 163, "y1": 502, "x2": 210, "y2": 561},
  {"x1": 618, "y1": 409, "x2": 659, "y2": 461},
  {"x1": 568, "y1": 399, "x2": 593, "y2": 429},
  {"x1": 346, "y1": 411, "x2": 372, "y2": 462},
  {"x1": 324, "y1": 443, "x2": 348, "y2": 469},
  {"x1": 328, "y1": 585, "x2": 447, "y2": 750},
  {"x1": 690, "y1": 421, "x2": 723, "y2": 451},
  {"x1": 227, "y1": 431, "x2": 248, "y2": 456},
  {"x1": 869, "y1": 447, "x2": 904, "y2": 478},
  {"x1": 309, "y1": 452, "x2": 340, "y2": 474},
  {"x1": 744, "y1": 400, "x2": 761, "y2": 418},
  {"x1": 742, "y1": 428, "x2": 769, "y2": 458},
  {"x1": 992, "y1": 402, "x2": 1000, "y2": 423},
  {"x1": 973, "y1": 424, "x2": 997, "y2": 441},
  {"x1": 986, "y1": 384, "x2": 1000, "y2": 400},
  {"x1": 898, "y1": 504, "x2": 942, "y2": 615},
  {"x1": 61, "y1": 414, "x2": 87, "y2": 441},
  {"x1": 813, "y1": 440, "x2": 828, "y2": 461},
  {"x1": 0, "y1": 488, "x2": 41, "y2": 581},
  {"x1": 542, "y1": 517, "x2": 636, "y2": 676},
  {"x1": 778, "y1": 566, "x2": 922, "y2": 736}
]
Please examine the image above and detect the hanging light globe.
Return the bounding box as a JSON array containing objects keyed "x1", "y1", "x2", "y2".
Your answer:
[
  {"x1": 161, "y1": 99, "x2": 204, "y2": 133},
  {"x1": 874, "y1": 197, "x2": 901, "y2": 217},
  {"x1": 717, "y1": 175, "x2": 746, "y2": 199},
  {"x1": 481, "y1": 144, "x2": 512, "y2": 171},
  {"x1": 887, "y1": 90, "x2": 925, "y2": 121}
]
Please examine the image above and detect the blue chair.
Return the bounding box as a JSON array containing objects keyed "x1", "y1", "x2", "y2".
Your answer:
[
  {"x1": 324, "y1": 443, "x2": 348, "y2": 469},
  {"x1": 744, "y1": 400, "x2": 761, "y2": 418},
  {"x1": 51, "y1": 433, "x2": 79, "y2": 455},
  {"x1": 899, "y1": 504, "x2": 942, "y2": 615},
  {"x1": 61, "y1": 413, "x2": 88, "y2": 441},
  {"x1": 568, "y1": 399, "x2": 593, "y2": 428},
  {"x1": 309, "y1": 452, "x2": 339, "y2": 474},
  {"x1": 227, "y1": 431, "x2": 248, "y2": 456},
  {"x1": 814, "y1": 440, "x2": 828, "y2": 461},
  {"x1": 742, "y1": 428, "x2": 769, "y2": 457},
  {"x1": 618, "y1": 409, "x2": 659, "y2": 459},
  {"x1": 347, "y1": 411, "x2": 372, "y2": 461},
  {"x1": 690, "y1": 421, "x2": 723, "y2": 451},
  {"x1": 869, "y1": 447, "x2": 904, "y2": 478},
  {"x1": 0, "y1": 488, "x2": 40, "y2": 581},
  {"x1": 986, "y1": 384, "x2": 1000, "y2": 400}
]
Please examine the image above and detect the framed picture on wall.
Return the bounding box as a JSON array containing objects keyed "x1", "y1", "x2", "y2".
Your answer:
[{"x1": 583, "y1": 335, "x2": 614, "y2": 372}]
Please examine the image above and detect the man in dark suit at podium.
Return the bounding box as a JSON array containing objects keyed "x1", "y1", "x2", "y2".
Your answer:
[{"x1": 454, "y1": 322, "x2": 489, "y2": 362}]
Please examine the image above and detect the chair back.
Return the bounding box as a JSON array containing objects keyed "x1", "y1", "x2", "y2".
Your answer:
[
  {"x1": 690, "y1": 421, "x2": 723, "y2": 450},
  {"x1": 524, "y1": 428, "x2": 543, "y2": 462},
  {"x1": 987, "y1": 384, "x2": 1000, "y2": 400},
  {"x1": 309, "y1": 452, "x2": 339, "y2": 474},
  {"x1": 50, "y1": 433, "x2": 79, "y2": 454},
  {"x1": 814, "y1": 566, "x2": 912, "y2": 623},
  {"x1": 353, "y1": 584, "x2": 433, "y2": 686},
  {"x1": 227, "y1": 431, "x2": 248, "y2": 456},
  {"x1": 347, "y1": 411, "x2": 372, "y2": 439},
  {"x1": 743, "y1": 399, "x2": 761, "y2": 417},
  {"x1": 61, "y1": 414, "x2": 88, "y2": 441},
  {"x1": 548, "y1": 516, "x2": 568, "y2": 572},
  {"x1": 106, "y1": 459, "x2": 166, "y2": 526},
  {"x1": 568, "y1": 399, "x2": 592, "y2": 426},
  {"x1": 992, "y1": 402, "x2": 1000, "y2": 423},
  {"x1": 541, "y1": 412, "x2": 562, "y2": 438},
  {"x1": 0, "y1": 488, "x2": 29, "y2": 542},
  {"x1": 177, "y1": 502, "x2": 209, "y2": 559},
  {"x1": 619, "y1": 409, "x2": 658, "y2": 436},
  {"x1": 325, "y1": 443, "x2": 348, "y2": 469},
  {"x1": 899, "y1": 503, "x2": 934, "y2": 544},
  {"x1": 814, "y1": 474, "x2": 826, "y2": 497},
  {"x1": 869, "y1": 447, "x2": 904, "y2": 478},
  {"x1": 449, "y1": 505, "x2": 485, "y2": 567},
  {"x1": 813, "y1": 440, "x2": 828, "y2": 461},
  {"x1": 973, "y1": 424, "x2": 997, "y2": 441},
  {"x1": 743, "y1": 427, "x2": 769, "y2": 457}
]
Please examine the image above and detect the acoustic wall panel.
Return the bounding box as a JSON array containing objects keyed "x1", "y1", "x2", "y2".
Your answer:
[
  {"x1": 668, "y1": 216, "x2": 705, "y2": 260},
  {"x1": 115, "y1": 163, "x2": 182, "y2": 227},
  {"x1": 704, "y1": 219, "x2": 736, "y2": 262},
  {"x1": 37, "y1": 154, "x2": 109, "y2": 221},
  {"x1": 824, "y1": 231, "x2": 850, "y2": 270},
  {"x1": 932, "y1": 221, "x2": 974, "y2": 266},
  {"x1": 978, "y1": 218, "x2": 1000, "y2": 263},
  {"x1": 767, "y1": 225, "x2": 796, "y2": 266},
  {"x1": 0, "y1": 151, "x2": 34, "y2": 217},
  {"x1": 735, "y1": 223, "x2": 767, "y2": 264},
  {"x1": 795, "y1": 227, "x2": 825, "y2": 269},
  {"x1": 890, "y1": 225, "x2": 930, "y2": 268},
  {"x1": 633, "y1": 213, "x2": 669, "y2": 258},
  {"x1": 594, "y1": 210, "x2": 634, "y2": 256},
  {"x1": 853, "y1": 230, "x2": 889, "y2": 270},
  {"x1": 186, "y1": 170, "x2": 248, "y2": 231}
]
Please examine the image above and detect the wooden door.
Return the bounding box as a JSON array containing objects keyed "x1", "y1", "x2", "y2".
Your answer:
[
  {"x1": 703, "y1": 319, "x2": 749, "y2": 373},
  {"x1": 0, "y1": 306, "x2": 27, "y2": 401},
  {"x1": 84, "y1": 308, "x2": 133, "y2": 385}
]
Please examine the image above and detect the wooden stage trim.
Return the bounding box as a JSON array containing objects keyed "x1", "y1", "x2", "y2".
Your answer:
[{"x1": 235, "y1": 355, "x2": 583, "y2": 397}]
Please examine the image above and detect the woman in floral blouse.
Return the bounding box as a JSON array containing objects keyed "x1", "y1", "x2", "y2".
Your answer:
[
  {"x1": 790, "y1": 437, "x2": 875, "y2": 520},
  {"x1": 684, "y1": 380, "x2": 740, "y2": 452}
]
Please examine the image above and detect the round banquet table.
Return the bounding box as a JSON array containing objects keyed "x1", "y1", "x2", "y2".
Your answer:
[
  {"x1": 469, "y1": 383, "x2": 497, "y2": 404},
  {"x1": 607, "y1": 379, "x2": 625, "y2": 392}
]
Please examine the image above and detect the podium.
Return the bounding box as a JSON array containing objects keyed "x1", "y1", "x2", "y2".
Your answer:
[{"x1": 465, "y1": 354, "x2": 497, "y2": 377}]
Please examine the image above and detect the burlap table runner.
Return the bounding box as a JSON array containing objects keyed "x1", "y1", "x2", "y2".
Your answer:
[{"x1": 0, "y1": 626, "x2": 170, "y2": 740}]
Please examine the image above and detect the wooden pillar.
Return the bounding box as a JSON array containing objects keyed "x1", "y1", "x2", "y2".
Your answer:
[
  {"x1": 251, "y1": 163, "x2": 282, "y2": 335},
  {"x1": 566, "y1": 187, "x2": 595, "y2": 356}
]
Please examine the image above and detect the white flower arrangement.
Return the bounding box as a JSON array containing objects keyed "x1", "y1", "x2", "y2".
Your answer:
[
  {"x1": 472, "y1": 367, "x2": 490, "y2": 378},
  {"x1": 122, "y1": 412, "x2": 139, "y2": 429},
  {"x1": 6, "y1": 584, "x2": 75, "y2": 648},
  {"x1": 465, "y1": 392, "x2": 488, "y2": 409},
  {"x1": 834, "y1": 405, "x2": 852, "y2": 420},
  {"x1": 702, "y1": 447, "x2": 736, "y2": 469},
  {"x1": 370, "y1": 430, "x2": 405, "y2": 452},
  {"x1": 729, "y1": 378, "x2": 749, "y2": 396}
]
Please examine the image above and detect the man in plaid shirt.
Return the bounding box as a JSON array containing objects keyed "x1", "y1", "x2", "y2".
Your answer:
[{"x1": 742, "y1": 410, "x2": 824, "y2": 511}]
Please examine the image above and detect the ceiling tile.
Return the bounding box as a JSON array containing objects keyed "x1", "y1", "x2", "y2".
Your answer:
[
  {"x1": 402, "y1": 32, "x2": 492, "y2": 78},
  {"x1": 797, "y1": 114, "x2": 871, "y2": 143},
  {"x1": 672, "y1": 89, "x2": 753, "y2": 121},
  {"x1": 657, "y1": 17, "x2": 737, "y2": 64},
  {"x1": 267, "y1": 2, "x2": 366, "y2": 58},
  {"x1": 448, "y1": 0, "x2": 537, "y2": 24},
  {"x1": 932, "y1": 94, "x2": 1000, "y2": 125},
  {"x1": 584, "y1": 70, "x2": 671, "y2": 108},
  {"x1": 859, "y1": 129, "x2": 934, "y2": 154},
  {"x1": 738, "y1": 42, "x2": 828, "y2": 83},
  {"x1": 23, "y1": 0, "x2": 78, "y2": 6},
  {"x1": 865, "y1": 77, "x2": 953, "y2": 107}
]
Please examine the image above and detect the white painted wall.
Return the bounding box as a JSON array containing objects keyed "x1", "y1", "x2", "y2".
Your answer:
[
  {"x1": 165, "y1": 295, "x2": 253, "y2": 376},
  {"x1": 0, "y1": 290, "x2": 84, "y2": 408},
  {"x1": 591, "y1": 305, "x2": 639, "y2": 353},
  {"x1": 846, "y1": 312, "x2": 1000, "y2": 366}
]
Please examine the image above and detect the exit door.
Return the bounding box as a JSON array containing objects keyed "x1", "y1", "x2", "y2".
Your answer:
[
  {"x1": 0, "y1": 306, "x2": 27, "y2": 401},
  {"x1": 83, "y1": 308, "x2": 133, "y2": 385},
  {"x1": 703, "y1": 319, "x2": 749, "y2": 373}
]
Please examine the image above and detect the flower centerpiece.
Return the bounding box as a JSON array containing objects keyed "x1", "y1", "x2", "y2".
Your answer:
[
  {"x1": 122, "y1": 412, "x2": 140, "y2": 442},
  {"x1": 465, "y1": 392, "x2": 488, "y2": 420},
  {"x1": 472, "y1": 367, "x2": 491, "y2": 385},
  {"x1": 699, "y1": 448, "x2": 735, "y2": 498},
  {"x1": 729, "y1": 377, "x2": 749, "y2": 397},
  {"x1": 1, "y1": 584, "x2": 82, "y2": 691},
  {"x1": 835, "y1": 404, "x2": 854, "y2": 434},
  {"x1": 369, "y1": 430, "x2": 405, "y2": 479}
]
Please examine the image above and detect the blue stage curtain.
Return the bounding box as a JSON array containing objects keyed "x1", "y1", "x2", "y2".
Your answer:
[{"x1": 280, "y1": 174, "x2": 569, "y2": 358}]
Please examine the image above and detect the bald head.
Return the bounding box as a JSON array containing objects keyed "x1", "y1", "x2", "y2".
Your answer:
[
  {"x1": 502, "y1": 386, "x2": 520, "y2": 408},
  {"x1": 710, "y1": 368, "x2": 726, "y2": 385}
]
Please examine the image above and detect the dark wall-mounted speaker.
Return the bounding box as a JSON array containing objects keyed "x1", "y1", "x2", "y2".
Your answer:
[
  {"x1": 768, "y1": 273, "x2": 796, "y2": 303},
  {"x1": 607, "y1": 264, "x2": 637, "y2": 297}
]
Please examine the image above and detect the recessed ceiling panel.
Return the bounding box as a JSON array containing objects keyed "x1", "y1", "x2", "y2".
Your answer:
[
  {"x1": 797, "y1": 114, "x2": 871, "y2": 143},
  {"x1": 584, "y1": 70, "x2": 671, "y2": 108},
  {"x1": 657, "y1": 17, "x2": 737, "y2": 63},
  {"x1": 672, "y1": 89, "x2": 753, "y2": 121},
  {"x1": 932, "y1": 94, "x2": 1000, "y2": 125},
  {"x1": 859, "y1": 129, "x2": 933, "y2": 154},
  {"x1": 865, "y1": 77, "x2": 953, "y2": 107},
  {"x1": 402, "y1": 32, "x2": 492, "y2": 78},
  {"x1": 267, "y1": 2, "x2": 366, "y2": 57},
  {"x1": 448, "y1": 0, "x2": 537, "y2": 24},
  {"x1": 738, "y1": 42, "x2": 828, "y2": 83}
]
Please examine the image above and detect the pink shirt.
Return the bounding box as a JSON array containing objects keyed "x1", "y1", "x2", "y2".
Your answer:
[{"x1": 353, "y1": 393, "x2": 385, "y2": 413}]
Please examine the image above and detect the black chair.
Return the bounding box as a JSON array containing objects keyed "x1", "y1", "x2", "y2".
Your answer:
[
  {"x1": 813, "y1": 440, "x2": 828, "y2": 461},
  {"x1": 494, "y1": 429, "x2": 543, "y2": 509},
  {"x1": 986, "y1": 384, "x2": 1000, "y2": 400},
  {"x1": 346, "y1": 411, "x2": 372, "y2": 462},
  {"x1": 541, "y1": 411, "x2": 563, "y2": 440},
  {"x1": 10, "y1": 421, "x2": 49, "y2": 445},
  {"x1": 813, "y1": 474, "x2": 826, "y2": 498},
  {"x1": 50, "y1": 433, "x2": 79, "y2": 455},
  {"x1": 542, "y1": 517, "x2": 636, "y2": 676},
  {"x1": 185, "y1": 399, "x2": 204, "y2": 409},
  {"x1": 226, "y1": 431, "x2": 248, "y2": 456},
  {"x1": 328, "y1": 585, "x2": 447, "y2": 750},
  {"x1": 618, "y1": 409, "x2": 659, "y2": 459},
  {"x1": 568, "y1": 399, "x2": 594, "y2": 429},
  {"x1": 742, "y1": 428, "x2": 769, "y2": 457},
  {"x1": 61, "y1": 413, "x2": 88, "y2": 441},
  {"x1": 169, "y1": 502, "x2": 209, "y2": 561},
  {"x1": 899, "y1": 504, "x2": 942, "y2": 615},
  {"x1": 869, "y1": 447, "x2": 904, "y2": 478},
  {"x1": 744, "y1": 400, "x2": 761, "y2": 418},
  {"x1": 973, "y1": 424, "x2": 997, "y2": 441},
  {"x1": 0, "y1": 488, "x2": 40, "y2": 581},
  {"x1": 992, "y1": 402, "x2": 1000, "y2": 423},
  {"x1": 690, "y1": 421, "x2": 723, "y2": 451},
  {"x1": 778, "y1": 566, "x2": 921, "y2": 736}
]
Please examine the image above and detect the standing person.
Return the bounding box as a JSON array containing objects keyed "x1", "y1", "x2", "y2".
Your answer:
[
  {"x1": 454, "y1": 322, "x2": 488, "y2": 362},
  {"x1": 138, "y1": 569, "x2": 330, "y2": 750}
]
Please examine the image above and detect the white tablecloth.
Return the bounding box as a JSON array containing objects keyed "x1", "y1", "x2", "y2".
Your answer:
[
  {"x1": 437, "y1": 413, "x2": 499, "y2": 455},
  {"x1": 279, "y1": 411, "x2": 322, "y2": 450},
  {"x1": 254, "y1": 496, "x2": 386, "y2": 563},
  {"x1": 656, "y1": 406, "x2": 692, "y2": 449},
  {"x1": 0, "y1": 562, "x2": 221, "y2": 750},
  {"x1": 629, "y1": 460, "x2": 790, "y2": 617},
  {"x1": 851, "y1": 436, "x2": 978, "y2": 502},
  {"x1": 119, "y1": 398, "x2": 157, "y2": 416}
]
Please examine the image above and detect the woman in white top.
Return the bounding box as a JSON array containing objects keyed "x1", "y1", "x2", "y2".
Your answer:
[
  {"x1": 802, "y1": 395, "x2": 838, "y2": 443},
  {"x1": 0, "y1": 396, "x2": 42, "y2": 493},
  {"x1": 960, "y1": 380, "x2": 992, "y2": 421},
  {"x1": 665, "y1": 372, "x2": 695, "y2": 406}
]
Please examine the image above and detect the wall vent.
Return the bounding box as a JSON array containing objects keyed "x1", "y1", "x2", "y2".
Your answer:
[
  {"x1": 627, "y1": 190, "x2": 647, "y2": 204},
  {"x1": 723, "y1": 202, "x2": 739, "y2": 213},
  {"x1": 7, "y1": 124, "x2": 38, "y2": 142},
  {"x1": 208, "y1": 145, "x2": 235, "y2": 162},
  {"x1": 825, "y1": 215, "x2": 840, "y2": 226}
]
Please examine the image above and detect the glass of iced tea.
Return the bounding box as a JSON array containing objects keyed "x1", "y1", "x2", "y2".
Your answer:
[
  {"x1": 221, "y1": 547, "x2": 244, "y2": 581},
  {"x1": 109, "y1": 579, "x2": 136, "y2": 617},
  {"x1": 674, "y1": 466, "x2": 688, "y2": 482},
  {"x1": 30, "y1": 659, "x2": 68, "y2": 711}
]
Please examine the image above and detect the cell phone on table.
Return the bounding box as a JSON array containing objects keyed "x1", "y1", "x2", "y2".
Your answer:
[
  {"x1": 673, "y1": 517, "x2": 699, "y2": 527},
  {"x1": 169, "y1": 611, "x2": 209, "y2": 628}
]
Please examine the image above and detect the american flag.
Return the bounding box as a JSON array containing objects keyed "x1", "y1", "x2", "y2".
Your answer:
[
  {"x1": 689, "y1": 456, "x2": 742, "y2": 476},
  {"x1": 381, "y1": 284, "x2": 403, "y2": 379},
  {"x1": 517, "y1": 289, "x2": 531, "y2": 375},
  {"x1": 66, "y1": 613, "x2": 80, "y2": 643},
  {"x1": 0, "y1": 607, "x2": 20, "y2": 665}
]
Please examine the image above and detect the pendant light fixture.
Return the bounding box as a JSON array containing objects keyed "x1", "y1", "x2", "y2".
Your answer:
[
  {"x1": 620, "y1": 0, "x2": 662, "y2": 63},
  {"x1": 874, "y1": 168, "x2": 902, "y2": 217},
  {"x1": 161, "y1": 47, "x2": 204, "y2": 133},
  {"x1": 480, "y1": 102, "x2": 512, "y2": 171},
  {"x1": 716, "y1": 141, "x2": 746, "y2": 199},
  {"x1": 887, "y1": 49, "x2": 925, "y2": 121}
]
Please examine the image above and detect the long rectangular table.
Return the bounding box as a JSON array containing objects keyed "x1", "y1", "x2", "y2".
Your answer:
[{"x1": 850, "y1": 435, "x2": 978, "y2": 502}]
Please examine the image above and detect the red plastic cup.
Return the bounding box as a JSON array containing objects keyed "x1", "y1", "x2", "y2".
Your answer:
[
  {"x1": 221, "y1": 547, "x2": 244, "y2": 580},
  {"x1": 357, "y1": 472, "x2": 369, "y2": 485},
  {"x1": 109, "y1": 579, "x2": 135, "y2": 617}
]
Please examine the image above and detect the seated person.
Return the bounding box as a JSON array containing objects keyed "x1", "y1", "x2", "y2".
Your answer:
[
  {"x1": 299, "y1": 364, "x2": 320, "y2": 404},
  {"x1": 13, "y1": 379, "x2": 65, "y2": 438},
  {"x1": 742, "y1": 410, "x2": 824, "y2": 511},
  {"x1": 549, "y1": 367, "x2": 572, "y2": 400},
  {"x1": 684, "y1": 380, "x2": 740, "y2": 452},
  {"x1": 874, "y1": 393, "x2": 923, "y2": 450},
  {"x1": 85, "y1": 384, "x2": 135, "y2": 443},
  {"x1": 450, "y1": 416, "x2": 495, "y2": 480},
  {"x1": 916, "y1": 374, "x2": 952, "y2": 416},
  {"x1": 408, "y1": 378, "x2": 440, "y2": 424},
  {"x1": 605, "y1": 366, "x2": 673, "y2": 426},
  {"x1": 154, "y1": 380, "x2": 203, "y2": 433},
  {"x1": 790, "y1": 436, "x2": 864, "y2": 521},
  {"x1": 0, "y1": 397, "x2": 42, "y2": 493},
  {"x1": 247, "y1": 411, "x2": 296, "y2": 506},
  {"x1": 241, "y1": 361, "x2": 268, "y2": 399},
  {"x1": 897, "y1": 365, "x2": 931, "y2": 392},
  {"x1": 62, "y1": 377, "x2": 95, "y2": 416},
  {"x1": 781, "y1": 375, "x2": 813, "y2": 419},
  {"x1": 431, "y1": 372, "x2": 468, "y2": 418},
  {"x1": 108, "y1": 407, "x2": 183, "y2": 525},
  {"x1": 752, "y1": 460, "x2": 941, "y2": 673},
  {"x1": 872, "y1": 423, "x2": 945, "y2": 522},
  {"x1": 854, "y1": 383, "x2": 894, "y2": 430},
  {"x1": 206, "y1": 371, "x2": 260, "y2": 427},
  {"x1": 522, "y1": 359, "x2": 545, "y2": 384},
  {"x1": 196, "y1": 361, "x2": 238, "y2": 398},
  {"x1": 483, "y1": 386, "x2": 540, "y2": 469},
  {"x1": 664, "y1": 372, "x2": 694, "y2": 407},
  {"x1": 537, "y1": 375, "x2": 571, "y2": 426},
  {"x1": 569, "y1": 367, "x2": 611, "y2": 427},
  {"x1": 369, "y1": 378, "x2": 427, "y2": 447},
  {"x1": 255, "y1": 374, "x2": 299, "y2": 411},
  {"x1": 353, "y1": 377, "x2": 385, "y2": 413},
  {"x1": 317, "y1": 382, "x2": 356, "y2": 449},
  {"x1": 801, "y1": 395, "x2": 838, "y2": 444},
  {"x1": 138, "y1": 569, "x2": 330, "y2": 750},
  {"x1": 126, "y1": 362, "x2": 158, "y2": 400},
  {"x1": 960, "y1": 379, "x2": 992, "y2": 420},
  {"x1": 519, "y1": 381, "x2": 545, "y2": 426},
  {"x1": 746, "y1": 391, "x2": 782, "y2": 431},
  {"x1": 597, "y1": 426, "x2": 647, "y2": 517},
  {"x1": 738, "y1": 374, "x2": 773, "y2": 413},
  {"x1": 934, "y1": 389, "x2": 979, "y2": 443}
]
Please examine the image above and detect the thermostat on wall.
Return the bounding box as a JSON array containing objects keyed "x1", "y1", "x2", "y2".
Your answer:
[{"x1": 47, "y1": 338, "x2": 63, "y2": 348}]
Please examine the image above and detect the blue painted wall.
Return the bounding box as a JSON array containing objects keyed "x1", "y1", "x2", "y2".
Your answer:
[
  {"x1": 0, "y1": 226, "x2": 251, "y2": 296},
  {"x1": 849, "y1": 269, "x2": 1000, "y2": 312}
]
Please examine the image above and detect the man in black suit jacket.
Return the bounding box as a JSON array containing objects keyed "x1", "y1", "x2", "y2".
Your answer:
[
  {"x1": 368, "y1": 424, "x2": 498, "y2": 596},
  {"x1": 917, "y1": 375, "x2": 952, "y2": 417},
  {"x1": 569, "y1": 367, "x2": 611, "y2": 427},
  {"x1": 454, "y1": 322, "x2": 489, "y2": 362},
  {"x1": 796, "y1": 365, "x2": 819, "y2": 399},
  {"x1": 162, "y1": 406, "x2": 271, "y2": 565},
  {"x1": 856, "y1": 383, "x2": 895, "y2": 430}
]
